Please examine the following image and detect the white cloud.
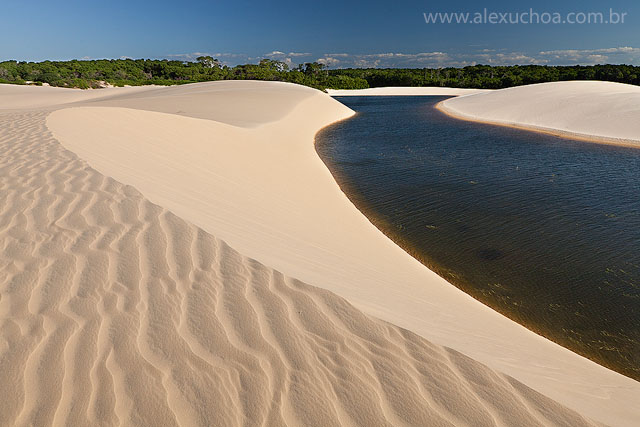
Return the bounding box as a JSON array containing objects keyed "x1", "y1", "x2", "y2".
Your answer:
[
  {"x1": 164, "y1": 47, "x2": 640, "y2": 68},
  {"x1": 475, "y1": 52, "x2": 547, "y2": 65},
  {"x1": 264, "y1": 51, "x2": 311, "y2": 59},
  {"x1": 166, "y1": 52, "x2": 248, "y2": 60},
  {"x1": 317, "y1": 56, "x2": 343, "y2": 67},
  {"x1": 261, "y1": 51, "x2": 312, "y2": 68},
  {"x1": 317, "y1": 52, "x2": 458, "y2": 68},
  {"x1": 538, "y1": 47, "x2": 640, "y2": 64},
  {"x1": 315, "y1": 47, "x2": 640, "y2": 68},
  {"x1": 166, "y1": 52, "x2": 209, "y2": 60}
]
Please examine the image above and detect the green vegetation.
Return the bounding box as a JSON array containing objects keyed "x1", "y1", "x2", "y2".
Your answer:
[
  {"x1": 333, "y1": 64, "x2": 640, "y2": 89},
  {"x1": 1, "y1": 58, "x2": 639, "y2": 90},
  {"x1": 0, "y1": 58, "x2": 366, "y2": 90}
]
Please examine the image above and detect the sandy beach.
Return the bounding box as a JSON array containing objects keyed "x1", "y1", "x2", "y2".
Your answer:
[
  {"x1": 437, "y1": 81, "x2": 640, "y2": 148},
  {"x1": 1, "y1": 81, "x2": 638, "y2": 426}
]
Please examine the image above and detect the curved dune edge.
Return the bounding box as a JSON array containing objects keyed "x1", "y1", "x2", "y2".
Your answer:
[
  {"x1": 0, "y1": 112, "x2": 601, "y2": 426},
  {"x1": 437, "y1": 81, "x2": 640, "y2": 148},
  {"x1": 44, "y1": 81, "x2": 640, "y2": 425},
  {"x1": 436, "y1": 102, "x2": 640, "y2": 148}
]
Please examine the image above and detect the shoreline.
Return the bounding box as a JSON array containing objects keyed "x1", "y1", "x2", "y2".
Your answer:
[
  {"x1": 326, "y1": 86, "x2": 488, "y2": 96},
  {"x1": 436, "y1": 100, "x2": 640, "y2": 149},
  {"x1": 327, "y1": 80, "x2": 640, "y2": 148},
  {"x1": 315, "y1": 99, "x2": 639, "y2": 380},
  {"x1": 436, "y1": 80, "x2": 640, "y2": 149}
]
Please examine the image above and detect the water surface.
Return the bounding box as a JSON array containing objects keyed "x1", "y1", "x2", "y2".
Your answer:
[{"x1": 316, "y1": 96, "x2": 640, "y2": 380}]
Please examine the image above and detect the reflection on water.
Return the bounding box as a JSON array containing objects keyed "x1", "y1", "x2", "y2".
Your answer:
[{"x1": 316, "y1": 96, "x2": 640, "y2": 380}]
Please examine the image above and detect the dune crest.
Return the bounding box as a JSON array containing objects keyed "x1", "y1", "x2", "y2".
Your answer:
[{"x1": 0, "y1": 110, "x2": 600, "y2": 426}]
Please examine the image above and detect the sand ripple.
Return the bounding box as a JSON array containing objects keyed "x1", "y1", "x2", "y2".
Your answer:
[{"x1": 0, "y1": 110, "x2": 598, "y2": 426}]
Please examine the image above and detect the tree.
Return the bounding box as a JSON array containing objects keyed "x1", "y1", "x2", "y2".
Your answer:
[
  {"x1": 299, "y1": 62, "x2": 326, "y2": 76},
  {"x1": 259, "y1": 59, "x2": 289, "y2": 72},
  {"x1": 196, "y1": 56, "x2": 221, "y2": 69}
]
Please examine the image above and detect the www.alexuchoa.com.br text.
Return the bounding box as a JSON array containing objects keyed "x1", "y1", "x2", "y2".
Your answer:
[{"x1": 423, "y1": 8, "x2": 627, "y2": 25}]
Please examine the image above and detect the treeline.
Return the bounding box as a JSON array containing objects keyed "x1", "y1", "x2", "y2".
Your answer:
[
  {"x1": 1, "y1": 57, "x2": 639, "y2": 90},
  {"x1": 0, "y1": 57, "x2": 368, "y2": 90},
  {"x1": 332, "y1": 64, "x2": 640, "y2": 89}
]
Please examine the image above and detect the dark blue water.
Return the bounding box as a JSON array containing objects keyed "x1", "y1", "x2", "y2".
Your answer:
[{"x1": 315, "y1": 96, "x2": 640, "y2": 380}]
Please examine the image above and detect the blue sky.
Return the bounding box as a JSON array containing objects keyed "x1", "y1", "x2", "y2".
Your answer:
[{"x1": 1, "y1": 0, "x2": 639, "y2": 67}]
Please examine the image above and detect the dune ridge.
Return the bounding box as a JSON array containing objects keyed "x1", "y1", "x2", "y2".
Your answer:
[{"x1": 0, "y1": 109, "x2": 601, "y2": 426}]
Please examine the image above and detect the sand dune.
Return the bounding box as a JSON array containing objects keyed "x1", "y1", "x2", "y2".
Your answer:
[
  {"x1": 80, "y1": 80, "x2": 323, "y2": 127},
  {"x1": 438, "y1": 81, "x2": 640, "y2": 146},
  {"x1": 0, "y1": 83, "x2": 155, "y2": 111},
  {"x1": 0, "y1": 81, "x2": 637, "y2": 426},
  {"x1": 326, "y1": 87, "x2": 487, "y2": 96},
  {"x1": 45, "y1": 81, "x2": 640, "y2": 426},
  {"x1": 0, "y1": 109, "x2": 599, "y2": 426}
]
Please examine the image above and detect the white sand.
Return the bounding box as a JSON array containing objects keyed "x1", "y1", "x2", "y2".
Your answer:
[
  {"x1": 0, "y1": 82, "x2": 156, "y2": 110},
  {"x1": 327, "y1": 86, "x2": 487, "y2": 96},
  {"x1": 9, "y1": 109, "x2": 593, "y2": 426},
  {"x1": 0, "y1": 81, "x2": 637, "y2": 425},
  {"x1": 438, "y1": 80, "x2": 640, "y2": 146},
  {"x1": 43, "y1": 81, "x2": 640, "y2": 425}
]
